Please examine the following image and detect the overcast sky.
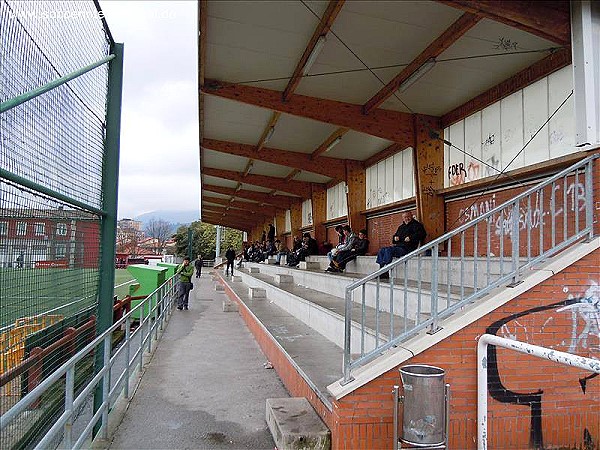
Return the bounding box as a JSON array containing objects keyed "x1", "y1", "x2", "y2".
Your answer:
[{"x1": 99, "y1": 1, "x2": 199, "y2": 220}]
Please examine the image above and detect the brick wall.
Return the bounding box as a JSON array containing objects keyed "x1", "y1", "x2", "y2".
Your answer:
[
  {"x1": 329, "y1": 248, "x2": 600, "y2": 449},
  {"x1": 445, "y1": 170, "x2": 596, "y2": 257},
  {"x1": 366, "y1": 210, "x2": 416, "y2": 256}
]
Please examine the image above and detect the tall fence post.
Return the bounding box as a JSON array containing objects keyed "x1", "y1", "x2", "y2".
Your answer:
[{"x1": 93, "y1": 42, "x2": 124, "y2": 438}]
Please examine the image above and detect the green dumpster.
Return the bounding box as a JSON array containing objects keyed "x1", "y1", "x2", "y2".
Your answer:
[
  {"x1": 126, "y1": 265, "x2": 168, "y2": 320},
  {"x1": 157, "y1": 262, "x2": 179, "y2": 279}
]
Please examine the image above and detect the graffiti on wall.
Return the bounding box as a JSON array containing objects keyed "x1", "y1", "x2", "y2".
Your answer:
[
  {"x1": 487, "y1": 281, "x2": 599, "y2": 448},
  {"x1": 456, "y1": 181, "x2": 586, "y2": 239}
]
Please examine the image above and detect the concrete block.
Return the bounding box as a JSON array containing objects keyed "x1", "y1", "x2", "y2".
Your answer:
[
  {"x1": 266, "y1": 398, "x2": 330, "y2": 450},
  {"x1": 249, "y1": 267, "x2": 260, "y2": 274},
  {"x1": 248, "y1": 287, "x2": 266, "y2": 299},
  {"x1": 267, "y1": 257, "x2": 277, "y2": 265},
  {"x1": 232, "y1": 276, "x2": 242, "y2": 282},
  {"x1": 215, "y1": 284, "x2": 224, "y2": 292},
  {"x1": 222, "y1": 299, "x2": 239, "y2": 312},
  {"x1": 275, "y1": 274, "x2": 294, "y2": 285},
  {"x1": 299, "y1": 261, "x2": 321, "y2": 270}
]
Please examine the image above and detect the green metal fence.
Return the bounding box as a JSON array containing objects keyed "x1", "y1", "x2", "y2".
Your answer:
[{"x1": 0, "y1": 1, "x2": 121, "y2": 448}]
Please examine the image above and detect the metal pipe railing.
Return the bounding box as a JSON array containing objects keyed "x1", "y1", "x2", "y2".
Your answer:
[
  {"x1": 477, "y1": 334, "x2": 600, "y2": 450},
  {"x1": 342, "y1": 154, "x2": 599, "y2": 383},
  {"x1": 0, "y1": 275, "x2": 179, "y2": 449}
]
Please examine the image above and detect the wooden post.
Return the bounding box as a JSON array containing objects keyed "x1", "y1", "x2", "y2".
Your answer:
[
  {"x1": 311, "y1": 184, "x2": 327, "y2": 246},
  {"x1": 413, "y1": 114, "x2": 445, "y2": 241},
  {"x1": 345, "y1": 160, "x2": 366, "y2": 232},
  {"x1": 275, "y1": 209, "x2": 286, "y2": 241},
  {"x1": 290, "y1": 201, "x2": 303, "y2": 239}
]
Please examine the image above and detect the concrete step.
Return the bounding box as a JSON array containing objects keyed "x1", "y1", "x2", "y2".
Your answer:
[
  {"x1": 236, "y1": 268, "x2": 417, "y2": 354},
  {"x1": 266, "y1": 397, "x2": 330, "y2": 450},
  {"x1": 242, "y1": 262, "x2": 464, "y2": 320}
]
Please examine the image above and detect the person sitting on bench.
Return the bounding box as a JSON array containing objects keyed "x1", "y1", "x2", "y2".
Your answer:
[
  {"x1": 375, "y1": 212, "x2": 426, "y2": 279},
  {"x1": 327, "y1": 229, "x2": 369, "y2": 273}
]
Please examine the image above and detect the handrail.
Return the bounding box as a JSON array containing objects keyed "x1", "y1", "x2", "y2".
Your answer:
[
  {"x1": 0, "y1": 274, "x2": 180, "y2": 449},
  {"x1": 347, "y1": 153, "x2": 599, "y2": 291},
  {"x1": 342, "y1": 153, "x2": 599, "y2": 383}
]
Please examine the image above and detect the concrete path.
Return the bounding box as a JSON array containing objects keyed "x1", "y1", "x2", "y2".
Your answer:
[{"x1": 107, "y1": 272, "x2": 288, "y2": 450}]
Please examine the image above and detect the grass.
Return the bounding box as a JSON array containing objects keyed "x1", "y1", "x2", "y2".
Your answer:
[{"x1": 0, "y1": 268, "x2": 136, "y2": 329}]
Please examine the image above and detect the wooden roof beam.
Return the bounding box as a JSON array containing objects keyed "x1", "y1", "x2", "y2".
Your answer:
[
  {"x1": 441, "y1": 47, "x2": 571, "y2": 127},
  {"x1": 311, "y1": 127, "x2": 350, "y2": 159},
  {"x1": 202, "y1": 167, "x2": 315, "y2": 197},
  {"x1": 203, "y1": 196, "x2": 280, "y2": 217},
  {"x1": 363, "y1": 13, "x2": 480, "y2": 114},
  {"x1": 284, "y1": 169, "x2": 302, "y2": 182},
  {"x1": 438, "y1": 0, "x2": 570, "y2": 46},
  {"x1": 282, "y1": 0, "x2": 346, "y2": 102},
  {"x1": 203, "y1": 206, "x2": 272, "y2": 220},
  {"x1": 201, "y1": 215, "x2": 253, "y2": 232},
  {"x1": 203, "y1": 184, "x2": 293, "y2": 209},
  {"x1": 202, "y1": 79, "x2": 414, "y2": 146},
  {"x1": 202, "y1": 138, "x2": 349, "y2": 180}
]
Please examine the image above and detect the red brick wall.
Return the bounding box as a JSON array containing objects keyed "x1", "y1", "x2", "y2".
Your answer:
[
  {"x1": 330, "y1": 249, "x2": 600, "y2": 449},
  {"x1": 366, "y1": 210, "x2": 416, "y2": 256},
  {"x1": 445, "y1": 171, "x2": 596, "y2": 257}
]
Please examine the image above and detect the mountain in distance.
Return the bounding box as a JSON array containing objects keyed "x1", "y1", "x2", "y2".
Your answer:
[{"x1": 134, "y1": 210, "x2": 200, "y2": 228}]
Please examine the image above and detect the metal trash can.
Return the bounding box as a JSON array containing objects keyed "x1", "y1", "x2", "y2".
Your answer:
[{"x1": 399, "y1": 365, "x2": 446, "y2": 447}]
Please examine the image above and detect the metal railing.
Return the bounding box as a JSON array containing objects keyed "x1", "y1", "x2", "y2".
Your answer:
[
  {"x1": 342, "y1": 154, "x2": 599, "y2": 383},
  {"x1": 0, "y1": 274, "x2": 179, "y2": 450}
]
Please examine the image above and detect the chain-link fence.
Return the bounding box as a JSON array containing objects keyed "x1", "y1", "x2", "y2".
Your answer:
[{"x1": 0, "y1": 1, "x2": 115, "y2": 448}]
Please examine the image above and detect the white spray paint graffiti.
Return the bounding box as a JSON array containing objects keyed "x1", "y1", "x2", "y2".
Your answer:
[
  {"x1": 557, "y1": 281, "x2": 600, "y2": 354},
  {"x1": 457, "y1": 181, "x2": 586, "y2": 239}
]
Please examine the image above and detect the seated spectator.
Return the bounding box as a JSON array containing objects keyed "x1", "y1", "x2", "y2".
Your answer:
[
  {"x1": 286, "y1": 232, "x2": 318, "y2": 267},
  {"x1": 327, "y1": 225, "x2": 345, "y2": 262},
  {"x1": 274, "y1": 240, "x2": 289, "y2": 265},
  {"x1": 327, "y1": 229, "x2": 369, "y2": 272},
  {"x1": 376, "y1": 212, "x2": 426, "y2": 279}
]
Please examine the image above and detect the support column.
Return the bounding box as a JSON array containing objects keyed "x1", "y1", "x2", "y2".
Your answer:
[
  {"x1": 413, "y1": 114, "x2": 444, "y2": 241},
  {"x1": 290, "y1": 201, "x2": 302, "y2": 238},
  {"x1": 571, "y1": 0, "x2": 600, "y2": 146},
  {"x1": 311, "y1": 184, "x2": 327, "y2": 246},
  {"x1": 345, "y1": 160, "x2": 366, "y2": 232},
  {"x1": 275, "y1": 209, "x2": 286, "y2": 240}
]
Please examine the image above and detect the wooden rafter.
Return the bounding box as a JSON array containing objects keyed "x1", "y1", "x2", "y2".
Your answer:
[
  {"x1": 257, "y1": 112, "x2": 282, "y2": 152},
  {"x1": 284, "y1": 169, "x2": 302, "y2": 182},
  {"x1": 202, "y1": 79, "x2": 414, "y2": 146},
  {"x1": 203, "y1": 206, "x2": 272, "y2": 220},
  {"x1": 311, "y1": 127, "x2": 349, "y2": 159},
  {"x1": 363, "y1": 13, "x2": 481, "y2": 114},
  {"x1": 202, "y1": 138, "x2": 349, "y2": 180},
  {"x1": 203, "y1": 184, "x2": 293, "y2": 209},
  {"x1": 364, "y1": 143, "x2": 406, "y2": 168},
  {"x1": 437, "y1": 0, "x2": 570, "y2": 46},
  {"x1": 203, "y1": 196, "x2": 280, "y2": 217},
  {"x1": 201, "y1": 215, "x2": 253, "y2": 231},
  {"x1": 441, "y1": 47, "x2": 571, "y2": 127},
  {"x1": 282, "y1": 0, "x2": 346, "y2": 102},
  {"x1": 202, "y1": 167, "x2": 316, "y2": 197}
]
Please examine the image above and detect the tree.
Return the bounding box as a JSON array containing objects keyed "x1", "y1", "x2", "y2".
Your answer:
[
  {"x1": 172, "y1": 221, "x2": 243, "y2": 259},
  {"x1": 144, "y1": 219, "x2": 174, "y2": 253}
]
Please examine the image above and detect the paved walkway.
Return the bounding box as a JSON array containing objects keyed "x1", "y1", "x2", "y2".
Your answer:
[{"x1": 107, "y1": 272, "x2": 288, "y2": 450}]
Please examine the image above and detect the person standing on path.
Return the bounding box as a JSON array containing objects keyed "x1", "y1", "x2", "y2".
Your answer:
[
  {"x1": 225, "y1": 246, "x2": 236, "y2": 276},
  {"x1": 176, "y1": 257, "x2": 194, "y2": 310},
  {"x1": 194, "y1": 254, "x2": 203, "y2": 278}
]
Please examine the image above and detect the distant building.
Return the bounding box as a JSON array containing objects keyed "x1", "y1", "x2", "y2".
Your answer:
[
  {"x1": 0, "y1": 209, "x2": 100, "y2": 268},
  {"x1": 117, "y1": 218, "x2": 142, "y2": 231}
]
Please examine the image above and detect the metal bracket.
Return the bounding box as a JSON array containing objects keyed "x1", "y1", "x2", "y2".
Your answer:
[
  {"x1": 427, "y1": 326, "x2": 443, "y2": 335},
  {"x1": 339, "y1": 376, "x2": 355, "y2": 386},
  {"x1": 507, "y1": 280, "x2": 524, "y2": 288}
]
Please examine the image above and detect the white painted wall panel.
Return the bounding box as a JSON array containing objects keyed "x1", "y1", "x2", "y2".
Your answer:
[
  {"x1": 448, "y1": 121, "x2": 465, "y2": 186},
  {"x1": 523, "y1": 77, "x2": 549, "y2": 165},
  {"x1": 340, "y1": 184, "x2": 347, "y2": 217},
  {"x1": 500, "y1": 91, "x2": 524, "y2": 170},
  {"x1": 402, "y1": 148, "x2": 414, "y2": 198},
  {"x1": 366, "y1": 165, "x2": 374, "y2": 210},
  {"x1": 302, "y1": 199, "x2": 312, "y2": 226},
  {"x1": 284, "y1": 210, "x2": 291, "y2": 232},
  {"x1": 326, "y1": 185, "x2": 337, "y2": 220},
  {"x1": 393, "y1": 152, "x2": 403, "y2": 202},
  {"x1": 384, "y1": 157, "x2": 394, "y2": 205},
  {"x1": 376, "y1": 162, "x2": 386, "y2": 206},
  {"x1": 548, "y1": 66, "x2": 575, "y2": 158},
  {"x1": 481, "y1": 102, "x2": 501, "y2": 178},
  {"x1": 464, "y1": 112, "x2": 482, "y2": 183}
]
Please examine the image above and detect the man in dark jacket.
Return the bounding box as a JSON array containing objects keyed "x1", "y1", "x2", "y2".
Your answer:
[
  {"x1": 328, "y1": 229, "x2": 369, "y2": 272},
  {"x1": 376, "y1": 212, "x2": 426, "y2": 279},
  {"x1": 287, "y1": 232, "x2": 318, "y2": 267},
  {"x1": 194, "y1": 254, "x2": 203, "y2": 278},
  {"x1": 225, "y1": 246, "x2": 236, "y2": 276}
]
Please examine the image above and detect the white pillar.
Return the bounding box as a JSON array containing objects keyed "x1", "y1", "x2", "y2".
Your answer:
[
  {"x1": 215, "y1": 225, "x2": 221, "y2": 259},
  {"x1": 571, "y1": 0, "x2": 600, "y2": 146}
]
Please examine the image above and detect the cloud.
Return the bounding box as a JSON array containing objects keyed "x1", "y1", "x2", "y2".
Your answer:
[{"x1": 99, "y1": 1, "x2": 199, "y2": 218}]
